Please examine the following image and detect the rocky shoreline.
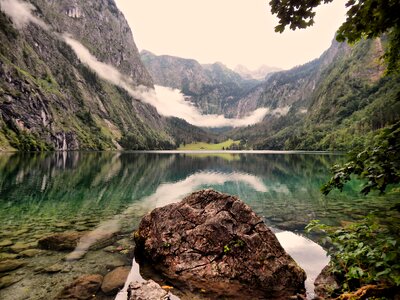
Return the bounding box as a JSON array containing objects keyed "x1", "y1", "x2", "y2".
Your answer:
[
  {"x1": 0, "y1": 214, "x2": 135, "y2": 299},
  {"x1": 1, "y1": 189, "x2": 338, "y2": 299}
]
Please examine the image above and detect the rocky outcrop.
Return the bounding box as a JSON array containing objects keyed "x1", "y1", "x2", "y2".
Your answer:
[
  {"x1": 134, "y1": 189, "x2": 306, "y2": 299},
  {"x1": 33, "y1": 0, "x2": 153, "y2": 88}
]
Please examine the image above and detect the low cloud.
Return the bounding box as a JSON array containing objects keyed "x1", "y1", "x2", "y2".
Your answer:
[
  {"x1": 1, "y1": 1, "x2": 269, "y2": 128},
  {"x1": 270, "y1": 106, "x2": 290, "y2": 116},
  {"x1": 64, "y1": 36, "x2": 269, "y2": 127},
  {"x1": 143, "y1": 86, "x2": 269, "y2": 127},
  {"x1": 63, "y1": 35, "x2": 136, "y2": 90},
  {"x1": 0, "y1": 0, "x2": 48, "y2": 29}
]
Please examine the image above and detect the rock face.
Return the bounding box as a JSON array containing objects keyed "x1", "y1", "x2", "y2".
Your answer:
[
  {"x1": 0, "y1": 0, "x2": 174, "y2": 151},
  {"x1": 134, "y1": 189, "x2": 306, "y2": 299}
]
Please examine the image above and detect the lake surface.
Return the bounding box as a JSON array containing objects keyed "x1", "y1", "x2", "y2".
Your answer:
[{"x1": 0, "y1": 152, "x2": 398, "y2": 299}]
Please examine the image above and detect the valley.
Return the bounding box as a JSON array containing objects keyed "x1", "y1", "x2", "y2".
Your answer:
[
  {"x1": 0, "y1": 0, "x2": 398, "y2": 152},
  {"x1": 0, "y1": 1, "x2": 399, "y2": 299}
]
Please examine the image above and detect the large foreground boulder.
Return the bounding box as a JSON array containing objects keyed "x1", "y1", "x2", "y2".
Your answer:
[{"x1": 134, "y1": 189, "x2": 306, "y2": 299}]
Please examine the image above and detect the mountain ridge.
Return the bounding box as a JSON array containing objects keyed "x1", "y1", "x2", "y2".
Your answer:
[
  {"x1": 234, "y1": 64, "x2": 282, "y2": 80},
  {"x1": 140, "y1": 50, "x2": 260, "y2": 117},
  {"x1": 0, "y1": 0, "x2": 213, "y2": 150},
  {"x1": 229, "y1": 37, "x2": 399, "y2": 150},
  {"x1": 0, "y1": 0, "x2": 398, "y2": 152}
]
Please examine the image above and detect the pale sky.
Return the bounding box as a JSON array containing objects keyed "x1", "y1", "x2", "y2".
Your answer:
[{"x1": 114, "y1": 0, "x2": 347, "y2": 70}]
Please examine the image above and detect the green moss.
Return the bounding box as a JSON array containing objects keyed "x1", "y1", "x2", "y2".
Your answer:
[{"x1": 223, "y1": 239, "x2": 245, "y2": 255}]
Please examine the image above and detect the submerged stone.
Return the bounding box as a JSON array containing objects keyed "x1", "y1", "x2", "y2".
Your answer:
[
  {"x1": 0, "y1": 260, "x2": 25, "y2": 273},
  {"x1": 38, "y1": 231, "x2": 84, "y2": 251},
  {"x1": 0, "y1": 275, "x2": 22, "y2": 289},
  {"x1": 101, "y1": 266, "x2": 130, "y2": 295},
  {"x1": 44, "y1": 263, "x2": 63, "y2": 273},
  {"x1": 0, "y1": 240, "x2": 13, "y2": 247},
  {"x1": 13, "y1": 229, "x2": 29, "y2": 236},
  {"x1": 135, "y1": 189, "x2": 306, "y2": 299},
  {"x1": 19, "y1": 249, "x2": 43, "y2": 258},
  {"x1": 56, "y1": 274, "x2": 103, "y2": 299},
  {"x1": 0, "y1": 253, "x2": 18, "y2": 261},
  {"x1": 10, "y1": 242, "x2": 36, "y2": 253}
]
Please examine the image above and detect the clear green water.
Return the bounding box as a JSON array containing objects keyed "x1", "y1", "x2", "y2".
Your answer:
[{"x1": 0, "y1": 152, "x2": 398, "y2": 299}]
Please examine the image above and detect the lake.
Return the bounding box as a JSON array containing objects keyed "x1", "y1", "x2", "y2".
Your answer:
[{"x1": 0, "y1": 152, "x2": 397, "y2": 299}]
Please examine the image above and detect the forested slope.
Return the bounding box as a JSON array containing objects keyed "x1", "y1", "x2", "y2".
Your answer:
[{"x1": 230, "y1": 38, "x2": 400, "y2": 150}]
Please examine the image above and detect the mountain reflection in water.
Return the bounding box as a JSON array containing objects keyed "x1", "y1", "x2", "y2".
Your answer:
[{"x1": 0, "y1": 152, "x2": 397, "y2": 300}]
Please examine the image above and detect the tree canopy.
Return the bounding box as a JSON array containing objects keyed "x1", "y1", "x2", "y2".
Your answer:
[{"x1": 269, "y1": 0, "x2": 400, "y2": 73}]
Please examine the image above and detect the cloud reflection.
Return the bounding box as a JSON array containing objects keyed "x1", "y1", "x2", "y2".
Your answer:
[
  {"x1": 66, "y1": 171, "x2": 267, "y2": 260},
  {"x1": 141, "y1": 171, "x2": 268, "y2": 208},
  {"x1": 276, "y1": 230, "x2": 329, "y2": 298}
]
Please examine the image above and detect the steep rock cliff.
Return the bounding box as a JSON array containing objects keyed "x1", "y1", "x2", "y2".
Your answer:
[{"x1": 0, "y1": 0, "x2": 174, "y2": 151}]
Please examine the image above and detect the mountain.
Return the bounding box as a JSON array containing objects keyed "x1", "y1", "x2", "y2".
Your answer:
[
  {"x1": 234, "y1": 64, "x2": 282, "y2": 80},
  {"x1": 0, "y1": 0, "x2": 179, "y2": 150},
  {"x1": 229, "y1": 37, "x2": 400, "y2": 150},
  {"x1": 1, "y1": 1, "x2": 398, "y2": 152},
  {"x1": 226, "y1": 39, "x2": 346, "y2": 118},
  {"x1": 140, "y1": 50, "x2": 259, "y2": 116}
]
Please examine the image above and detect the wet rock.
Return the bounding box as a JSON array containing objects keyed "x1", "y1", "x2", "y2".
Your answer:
[
  {"x1": 38, "y1": 231, "x2": 84, "y2": 251},
  {"x1": 10, "y1": 242, "x2": 36, "y2": 253},
  {"x1": 13, "y1": 229, "x2": 29, "y2": 235},
  {"x1": 0, "y1": 275, "x2": 22, "y2": 289},
  {"x1": 0, "y1": 253, "x2": 18, "y2": 261},
  {"x1": 0, "y1": 240, "x2": 13, "y2": 247},
  {"x1": 76, "y1": 221, "x2": 89, "y2": 226},
  {"x1": 54, "y1": 222, "x2": 70, "y2": 229},
  {"x1": 89, "y1": 232, "x2": 120, "y2": 251},
  {"x1": 105, "y1": 256, "x2": 127, "y2": 271},
  {"x1": 116, "y1": 238, "x2": 132, "y2": 249},
  {"x1": 314, "y1": 265, "x2": 340, "y2": 299},
  {"x1": 127, "y1": 280, "x2": 170, "y2": 300},
  {"x1": 19, "y1": 249, "x2": 43, "y2": 258},
  {"x1": 44, "y1": 263, "x2": 63, "y2": 273},
  {"x1": 75, "y1": 226, "x2": 88, "y2": 232},
  {"x1": 56, "y1": 274, "x2": 103, "y2": 299},
  {"x1": 0, "y1": 260, "x2": 25, "y2": 273},
  {"x1": 135, "y1": 189, "x2": 306, "y2": 299},
  {"x1": 101, "y1": 266, "x2": 130, "y2": 295},
  {"x1": 103, "y1": 245, "x2": 118, "y2": 253}
]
